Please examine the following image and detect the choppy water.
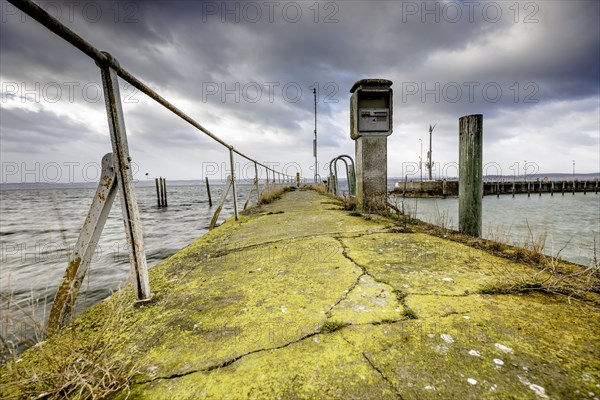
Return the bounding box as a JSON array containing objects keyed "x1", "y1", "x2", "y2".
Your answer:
[
  {"x1": 390, "y1": 193, "x2": 600, "y2": 267},
  {"x1": 1, "y1": 179, "x2": 599, "y2": 358},
  {"x1": 0, "y1": 180, "x2": 259, "y2": 357}
]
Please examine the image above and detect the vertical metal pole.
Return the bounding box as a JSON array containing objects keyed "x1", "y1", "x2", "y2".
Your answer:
[
  {"x1": 458, "y1": 114, "x2": 483, "y2": 237},
  {"x1": 229, "y1": 147, "x2": 238, "y2": 220},
  {"x1": 98, "y1": 54, "x2": 150, "y2": 300},
  {"x1": 314, "y1": 87, "x2": 318, "y2": 183},
  {"x1": 205, "y1": 176, "x2": 213, "y2": 207}
]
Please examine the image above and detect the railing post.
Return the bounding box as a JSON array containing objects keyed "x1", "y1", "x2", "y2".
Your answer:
[
  {"x1": 229, "y1": 146, "x2": 239, "y2": 220},
  {"x1": 98, "y1": 53, "x2": 151, "y2": 301},
  {"x1": 265, "y1": 167, "x2": 270, "y2": 190}
]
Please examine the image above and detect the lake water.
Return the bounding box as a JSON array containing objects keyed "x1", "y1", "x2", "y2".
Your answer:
[{"x1": 1, "y1": 179, "x2": 598, "y2": 358}]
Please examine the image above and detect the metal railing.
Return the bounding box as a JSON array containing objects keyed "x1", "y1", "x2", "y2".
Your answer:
[
  {"x1": 6, "y1": 0, "x2": 297, "y2": 333},
  {"x1": 327, "y1": 155, "x2": 356, "y2": 197}
]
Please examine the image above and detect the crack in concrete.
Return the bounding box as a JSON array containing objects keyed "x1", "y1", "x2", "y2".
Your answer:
[
  {"x1": 339, "y1": 334, "x2": 405, "y2": 399},
  {"x1": 136, "y1": 319, "x2": 407, "y2": 387},
  {"x1": 323, "y1": 236, "x2": 387, "y2": 317},
  {"x1": 137, "y1": 329, "x2": 323, "y2": 385},
  {"x1": 361, "y1": 352, "x2": 405, "y2": 400},
  {"x1": 325, "y1": 272, "x2": 366, "y2": 318}
]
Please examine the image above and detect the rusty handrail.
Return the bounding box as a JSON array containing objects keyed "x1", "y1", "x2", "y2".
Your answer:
[{"x1": 6, "y1": 0, "x2": 292, "y2": 180}]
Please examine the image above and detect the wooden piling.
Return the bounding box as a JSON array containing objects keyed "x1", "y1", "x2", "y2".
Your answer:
[
  {"x1": 157, "y1": 177, "x2": 165, "y2": 207},
  {"x1": 596, "y1": 179, "x2": 598, "y2": 194},
  {"x1": 458, "y1": 114, "x2": 483, "y2": 237},
  {"x1": 562, "y1": 181, "x2": 565, "y2": 195},
  {"x1": 442, "y1": 179, "x2": 447, "y2": 197},
  {"x1": 551, "y1": 181, "x2": 554, "y2": 196},
  {"x1": 512, "y1": 181, "x2": 515, "y2": 197},
  {"x1": 584, "y1": 181, "x2": 587, "y2": 195},
  {"x1": 205, "y1": 177, "x2": 212, "y2": 207},
  {"x1": 155, "y1": 178, "x2": 161, "y2": 207},
  {"x1": 527, "y1": 182, "x2": 530, "y2": 197},
  {"x1": 496, "y1": 181, "x2": 499, "y2": 198},
  {"x1": 538, "y1": 179, "x2": 542, "y2": 197},
  {"x1": 161, "y1": 177, "x2": 168, "y2": 207}
]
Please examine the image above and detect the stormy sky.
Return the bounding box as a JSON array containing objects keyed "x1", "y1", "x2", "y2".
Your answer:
[{"x1": 1, "y1": 0, "x2": 599, "y2": 183}]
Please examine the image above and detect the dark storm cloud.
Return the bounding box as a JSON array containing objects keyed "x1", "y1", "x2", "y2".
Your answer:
[{"x1": 0, "y1": 106, "x2": 99, "y2": 152}]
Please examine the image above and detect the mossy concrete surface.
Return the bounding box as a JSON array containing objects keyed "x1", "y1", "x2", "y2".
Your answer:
[{"x1": 2, "y1": 188, "x2": 599, "y2": 399}]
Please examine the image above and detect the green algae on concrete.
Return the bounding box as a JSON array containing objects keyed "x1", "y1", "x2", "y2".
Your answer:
[{"x1": 2, "y1": 188, "x2": 598, "y2": 399}]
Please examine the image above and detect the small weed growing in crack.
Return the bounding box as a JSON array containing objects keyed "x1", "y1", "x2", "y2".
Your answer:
[
  {"x1": 403, "y1": 307, "x2": 419, "y2": 320},
  {"x1": 392, "y1": 289, "x2": 407, "y2": 302},
  {"x1": 321, "y1": 320, "x2": 349, "y2": 333}
]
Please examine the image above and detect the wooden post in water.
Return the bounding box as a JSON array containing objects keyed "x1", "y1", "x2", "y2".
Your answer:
[
  {"x1": 583, "y1": 180, "x2": 587, "y2": 195},
  {"x1": 551, "y1": 181, "x2": 554, "y2": 196},
  {"x1": 538, "y1": 178, "x2": 542, "y2": 197},
  {"x1": 205, "y1": 177, "x2": 212, "y2": 207},
  {"x1": 562, "y1": 181, "x2": 565, "y2": 195},
  {"x1": 512, "y1": 181, "x2": 515, "y2": 198},
  {"x1": 157, "y1": 177, "x2": 165, "y2": 207},
  {"x1": 496, "y1": 181, "x2": 500, "y2": 198},
  {"x1": 155, "y1": 178, "x2": 161, "y2": 207},
  {"x1": 596, "y1": 179, "x2": 598, "y2": 194},
  {"x1": 162, "y1": 177, "x2": 168, "y2": 207},
  {"x1": 442, "y1": 179, "x2": 447, "y2": 197},
  {"x1": 573, "y1": 179, "x2": 576, "y2": 195},
  {"x1": 458, "y1": 114, "x2": 483, "y2": 237}
]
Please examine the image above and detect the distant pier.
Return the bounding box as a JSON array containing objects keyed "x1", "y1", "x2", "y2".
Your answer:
[{"x1": 393, "y1": 179, "x2": 599, "y2": 197}]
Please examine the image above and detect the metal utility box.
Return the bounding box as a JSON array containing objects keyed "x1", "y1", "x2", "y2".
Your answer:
[
  {"x1": 350, "y1": 79, "x2": 393, "y2": 139},
  {"x1": 358, "y1": 108, "x2": 389, "y2": 132}
]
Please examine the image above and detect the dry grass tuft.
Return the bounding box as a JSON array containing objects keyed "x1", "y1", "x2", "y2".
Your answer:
[
  {"x1": 258, "y1": 186, "x2": 295, "y2": 205},
  {"x1": 0, "y1": 289, "x2": 140, "y2": 399}
]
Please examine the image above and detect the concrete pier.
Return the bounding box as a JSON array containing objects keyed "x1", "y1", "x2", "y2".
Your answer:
[{"x1": 2, "y1": 188, "x2": 598, "y2": 399}]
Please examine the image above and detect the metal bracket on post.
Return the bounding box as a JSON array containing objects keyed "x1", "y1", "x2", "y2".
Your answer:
[
  {"x1": 48, "y1": 153, "x2": 117, "y2": 334},
  {"x1": 98, "y1": 52, "x2": 151, "y2": 302}
]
